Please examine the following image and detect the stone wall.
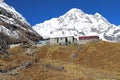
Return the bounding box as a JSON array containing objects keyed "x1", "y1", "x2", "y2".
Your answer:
[
  {"x1": 50, "y1": 36, "x2": 75, "y2": 45},
  {"x1": 58, "y1": 37, "x2": 66, "y2": 45},
  {"x1": 50, "y1": 38, "x2": 58, "y2": 45},
  {"x1": 49, "y1": 36, "x2": 99, "y2": 45}
]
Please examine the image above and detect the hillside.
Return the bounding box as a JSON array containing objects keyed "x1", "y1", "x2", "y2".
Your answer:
[
  {"x1": 0, "y1": 1, "x2": 43, "y2": 55},
  {"x1": 0, "y1": 41, "x2": 120, "y2": 80},
  {"x1": 0, "y1": 1, "x2": 42, "y2": 44}
]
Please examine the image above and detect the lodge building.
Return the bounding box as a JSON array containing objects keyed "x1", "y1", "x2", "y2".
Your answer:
[
  {"x1": 77, "y1": 35, "x2": 99, "y2": 44},
  {"x1": 49, "y1": 35, "x2": 99, "y2": 45},
  {"x1": 50, "y1": 36, "x2": 77, "y2": 45}
]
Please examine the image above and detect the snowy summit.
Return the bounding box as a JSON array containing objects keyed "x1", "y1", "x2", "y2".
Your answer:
[{"x1": 33, "y1": 8, "x2": 120, "y2": 42}]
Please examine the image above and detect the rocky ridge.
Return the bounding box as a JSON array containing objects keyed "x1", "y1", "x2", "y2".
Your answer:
[
  {"x1": 0, "y1": 1, "x2": 42, "y2": 44},
  {"x1": 0, "y1": 1, "x2": 42, "y2": 55},
  {"x1": 33, "y1": 8, "x2": 120, "y2": 42}
]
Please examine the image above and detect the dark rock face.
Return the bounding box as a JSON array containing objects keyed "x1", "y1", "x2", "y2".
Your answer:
[
  {"x1": 0, "y1": 1, "x2": 43, "y2": 56},
  {"x1": 0, "y1": 29, "x2": 9, "y2": 58},
  {"x1": 0, "y1": 1, "x2": 43, "y2": 45},
  {"x1": 0, "y1": 38, "x2": 9, "y2": 58}
]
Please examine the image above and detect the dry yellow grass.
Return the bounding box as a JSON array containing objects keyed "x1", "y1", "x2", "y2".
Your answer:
[
  {"x1": 38, "y1": 41, "x2": 120, "y2": 71},
  {"x1": 0, "y1": 46, "x2": 34, "y2": 70},
  {"x1": 37, "y1": 41, "x2": 120, "y2": 79},
  {"x1": 0, "y1": 41, "x2": 120, "y2": 80}
]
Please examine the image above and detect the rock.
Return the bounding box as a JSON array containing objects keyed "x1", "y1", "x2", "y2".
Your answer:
[
  {"x1": 0, "y1": 38, "x2": 9, "y2": 59},
  {"x1": 57, "y1": 66, "x2": 65, "y2": 71},
  {"x1": 45, "y1": 64, "x2": 54, "y2": 70},
  {"x1": 25, "y1": 47, "x2": 39, "y2": 56},
  {"x1": 24, "y1": 61, "x2": 31, "y2": 69},
  {"x1": 25, "y1": 48, "x2": 32, "y2": 55},
  {"x1": 1, "y1": 53, "x2": 9, "y2": 59},
  {"x1": 11, "y1": 72, "x2": 19, "y2": 77},
  {"x1": 71, "y1": 53, "x2": 78, "y2": 58},
  {"x1": 34, "y1": 57, "x2": 40, "y2": 63},
  {"x1": 0, "y1": 1, "x2": 43, "y2": 44},
  {"x1": 0, "y1": 69, "x2": 7, "y2": 73}
]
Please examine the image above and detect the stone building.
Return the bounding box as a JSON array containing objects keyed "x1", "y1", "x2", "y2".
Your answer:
[
  {"x1": 50, "y1": 36, "x2": 77, "y2": 45},
  {"x1": 49, "y1": 35, "x2": 99, "y2": 45}
]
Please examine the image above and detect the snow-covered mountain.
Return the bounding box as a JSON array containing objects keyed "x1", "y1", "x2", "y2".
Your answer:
[
  {"x1": 33, "y1": 8, "x2": 120, "y2": 42},
  {"x1": 0, "y1": 1, "x2": 42, "y2": 44}
]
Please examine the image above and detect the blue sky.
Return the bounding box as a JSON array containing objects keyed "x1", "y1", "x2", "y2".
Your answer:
[{"x1": 4, "y1": 0, "x2": 120, "y2": 26}]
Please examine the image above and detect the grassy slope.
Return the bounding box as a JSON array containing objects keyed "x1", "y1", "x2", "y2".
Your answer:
[
  {"x1": 37, "y1": 41, "x2": 120, "y2": 79},
  {"x1": 0, "y1": 41, "x2": 120, "y2": 80},
  {"x1": 38, "y1": 41, "x2": 120, "y2": 70}
]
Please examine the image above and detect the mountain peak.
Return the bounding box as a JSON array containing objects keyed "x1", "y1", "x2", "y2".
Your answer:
[
  {"x1": 67, "y1": 8, "x2": 84, "y2": 14},
  {"x1": 33, "y1": 8, "x2": 120, "y2": 42},
  {"x1": 94, "y1": 13, "x2": 102, "y2": 17},
  {"x1": 62, "y1": 8, "x2": 85, "y2": 20}
]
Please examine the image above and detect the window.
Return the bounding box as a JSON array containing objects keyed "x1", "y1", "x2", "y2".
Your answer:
[
  {"x1": 57, "y1": 38, "x2": 59, "y2": 43},
  {"x1": 60, "y1": 38, "x2": 62, "y2": 40}
]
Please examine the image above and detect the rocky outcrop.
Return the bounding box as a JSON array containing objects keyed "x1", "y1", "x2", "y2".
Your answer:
[
  {"x1": 0, "y1": 38, "x2": 9, "y2": 58},
  {"x1": 0, "y1": 1, "x2": 43, "y2": 45},
  {"x1": 0, "y1": 1, "x2": 43, "y2": 56}
]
